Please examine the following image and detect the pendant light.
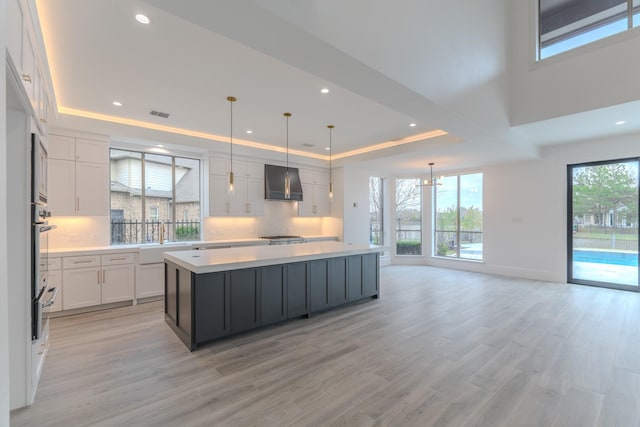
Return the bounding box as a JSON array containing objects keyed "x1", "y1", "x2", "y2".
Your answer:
[
  {"x1": 328, "y1": 125, "x2": 334, "y2": 201},
  {"x1": 227, "y1": 96, "x2": 236, "y2": 195},
  {"x1": 284, "y1": 112, "x2": 292, "y2": 200},
  {"x1": 421, "y1": 162, "x2": 442, "y2": 187}
]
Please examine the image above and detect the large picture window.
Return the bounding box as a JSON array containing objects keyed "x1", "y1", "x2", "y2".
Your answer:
[
  {"x1": 539, "y1": 0, "x2": 640, "y2": 60},
  {"x1": 110, "y1": 149, "x2": 201, "y2": 244},
  {"x1": 434, "y1": 173, "x2": 483, "y2": 260},
  {"x1": 395, "y1": 178, "x2": 422, "y2": 255}
]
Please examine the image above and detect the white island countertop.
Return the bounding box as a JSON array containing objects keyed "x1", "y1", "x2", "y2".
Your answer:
[{"x1": 164, "y1": 241, "x2": 381, "y2": 274}]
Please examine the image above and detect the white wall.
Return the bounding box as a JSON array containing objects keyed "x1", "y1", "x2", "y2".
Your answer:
[
  {"x1": 510, "y1": 0, "x2": 640, "y2": 125},
  {"x1": 1, "y1": 0, "x2": 12, "y2": 422},
  {"x1": 424, "y1": 133, "x2": 640, "y2": 282},
  {"x1": 202, "y1": 201, "x2": 325, "y2": 240}
]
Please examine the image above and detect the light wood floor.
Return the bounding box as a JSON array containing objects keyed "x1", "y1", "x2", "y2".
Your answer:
[{"x1": 11, "y1": 265, "x2": 640, "y2": 426}]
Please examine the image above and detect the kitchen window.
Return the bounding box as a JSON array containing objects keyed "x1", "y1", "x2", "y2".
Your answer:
[
  {"x1": 434, "y1": 173, "x2": 483, "y2": 260},
  {"x1": 110, "y1": 149, "x2": 201, "y2": 244},
  {"x1": 539, "y1": 0, "x2": 640, "y2": 60}
]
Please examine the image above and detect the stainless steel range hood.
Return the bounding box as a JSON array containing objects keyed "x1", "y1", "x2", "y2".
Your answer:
[{"x1": 264, "y1": 164, "x2": 303, "y2": 201}]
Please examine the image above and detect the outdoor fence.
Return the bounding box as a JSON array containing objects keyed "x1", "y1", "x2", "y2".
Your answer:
[{"x1": 111, "y1": 219, "x2": 200, "y2": 244}]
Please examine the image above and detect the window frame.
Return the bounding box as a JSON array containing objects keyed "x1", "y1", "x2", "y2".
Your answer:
[
  {"x1": 538, "y1": 0, "x2": 639, "y2": 60},
  {"x1": 433, "y1": 172, "x2": 483, "y2": 261},
  {"x1": 394, "y1": 178, "x2": 423, "y2": 256},
  {"x1": 109, "y1": 148, "x2": 201, "y2": 244}
]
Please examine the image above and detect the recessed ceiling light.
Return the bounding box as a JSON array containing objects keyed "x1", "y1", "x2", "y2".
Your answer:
[
  {"x1": 320, "y1": 88, "x2": 330, "y2": 94},
  {"x1": 246, "y1": 130, "x2": 253, "y2": 134},
  {"x1": 156, "y1": 144, "x2": 164, "y2": 148},
  {"x1": 616, "y1": 120, "x2": 625, "y2": 125},
  {"x1": 112, "y1": 101, "x2": 122, "y2": 107},
  {"x1": 409, "y1": 123, "x2": 417, "y2": 127},
  {"x1": 325, "y1": 147, "x2": 331, "y2": 151},
  {"x1": 135, "y1": 14, "x2": 150, "y2": 24}
]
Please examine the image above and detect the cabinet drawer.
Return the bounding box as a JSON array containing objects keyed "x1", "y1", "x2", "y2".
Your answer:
[
  {"x1": 45, "y1": 257, "x2": 62, "y2": 271},
  {"x1": 63, "y1": 255, "x2": 100, "y2": 269},
  {"x1": 101, "y1": 253, "x2": 134, "y2": 266}
]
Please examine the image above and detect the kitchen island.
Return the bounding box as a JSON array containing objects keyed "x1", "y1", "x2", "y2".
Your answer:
[{"x1": 164, "y1": 242, "x2": 381, "y2": 350}]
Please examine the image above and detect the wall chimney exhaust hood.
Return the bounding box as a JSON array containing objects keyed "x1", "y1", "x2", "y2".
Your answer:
[{"x1": 264, "y1": 164, "x2": 303, "y2": 201}]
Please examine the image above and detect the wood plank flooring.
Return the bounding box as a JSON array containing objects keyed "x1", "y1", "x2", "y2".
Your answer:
[{"x1": 11, "y1": 265, "x2": 640, "y2": 426}]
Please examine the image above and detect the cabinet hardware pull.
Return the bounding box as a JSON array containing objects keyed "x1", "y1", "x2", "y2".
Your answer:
[
  {"x1": 102, "y1": 270, "x2": 106, "y2": 283},
  {"x1": 109, "y1": 257, "x2": 127, "y2": 261},
  {"x1": 97, "y1": 270, "x2": 100, "y2": 284},
  {"x1": 74, "y1": 260, "x2": 92, "y2": 264},
  {"x1": 22, "y1": 74, "x2": 32, "y2": 82},
  {"x1": 76, "y1": 197, "x2": 80, "y2": 212}
]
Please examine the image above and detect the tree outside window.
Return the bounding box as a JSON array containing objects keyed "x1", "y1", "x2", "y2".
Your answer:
[{"x1": 395, "y1": 178, "x2": 422, "y2": 255}]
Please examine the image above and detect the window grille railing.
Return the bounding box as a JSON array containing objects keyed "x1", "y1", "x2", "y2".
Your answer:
[{"x1": 110, "y1": 219, "x2": 200, "y2": 244}]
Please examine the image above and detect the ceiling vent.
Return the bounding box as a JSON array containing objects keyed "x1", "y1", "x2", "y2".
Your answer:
[{"x1": 150, "y1": 110, "x2": 170, "y2": 119}]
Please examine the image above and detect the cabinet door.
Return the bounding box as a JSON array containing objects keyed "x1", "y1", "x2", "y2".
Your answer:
[
  {"x1": 47, "y1": 270, "x2": 63, "y2": 312},
  {"x1": 101, "y1": 264, "x2": 134, "y2": 304},
  {"x1": 178, "y1": 268, "x2": 192, "y2": 336},
  {"x1": 348, "y1": 255, "x2": 364, "y2": 302},
  {"x1": 298, "y1": 183, "x2": 315, "y2": 216},
  {"x1": 315, "y1": 184, "x2": 330, "y2": 216},
  {"x1": 209, "y1": 175, "x2": 231, "y2": 216},
  {"x1": 329, "y1": 257, "x2": 348, "y2": 307},
  {"x1": 230, "y1": 268, "x2": 260, "y2": 333},
  {"x1": 7, "y1": 0, "x2": 24, "y2": 74},
  {"x1": 246, "y1": 162, "x2": 263, "y2": 179},
  {"x1": 287, "y1": 262, "x2": 309, "y2": 318},
  {"x1": 48, "y1": 134, "x2": 75, "y2": 160},
  {"x1": 21, "y1": 26, "x2": 36, "y2": 106},
  {"x1": 48, "y1": 159, "x2": 76, "y2": 216},
  {"x1": 76, "y1": 161, "x2": 108, "y2": 215},
  {"x1": 309, "y1": 259, "x2": 330, "y2": 313},
  {"x1": 261, "y1": 265, "x2": 286, "y2": 326},
  {"x1": 210, "y1": 156, "x2": 230, "y2": 176},
  {"x1": 363, "y1": 253, "x2": 379, "y2": 297},
  {"x1": 246, "y1": 178, "x2": 264, "y2": 216},
  {"x1": 62, "y1": 267, "x2": 101, "y2": 310},
  {"x1": 195, "y1": 272, "x2": 230, "y2": 344},
  {"x1": 75, "y1": 138, "x2": 108, "y2": 163},
  {"x1": 229, "y1": 175, "x2": 248, "y2": 215},
  {"x1": 135, "y1": 263, "x2": 164, "y2": 299}
]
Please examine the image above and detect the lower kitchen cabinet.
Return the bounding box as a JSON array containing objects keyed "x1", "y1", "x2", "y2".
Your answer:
[
  {"x1": 309, "y1": 259, "x2": 330, "y2": 313},
  {"x1": 194, "y1": 271, "x2": 230, "y2": 343},
  {"x1": 329, "y1": 257, "x2": 348, "y2": 307},
  {"x1": 286, "y1": 262, "x2": 309, "y2": 318},
  {"x1": 261, "y1": 265, "x2": 286, "y2": 326},
  {"x1": 135, "y1": 262, "x2": 164, "y2": 299},
  {"x1": 62, "y1": 253, "x2": 134, "y2": 310},
  {"x1": 230, "y1": 268, "x2": 260, "y2": 334}
]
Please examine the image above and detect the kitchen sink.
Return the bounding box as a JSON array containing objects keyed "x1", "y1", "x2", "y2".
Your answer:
[{"x1": 138, "y1": 243, "x2": 191, "y2": 264}]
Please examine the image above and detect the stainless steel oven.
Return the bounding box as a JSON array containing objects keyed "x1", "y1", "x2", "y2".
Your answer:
[{"x1": 31, "y1": 133, "x2": 57, "y2": 340}]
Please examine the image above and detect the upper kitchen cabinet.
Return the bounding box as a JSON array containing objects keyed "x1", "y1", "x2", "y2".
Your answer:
[
  {"x1": 209, "y1": 156, "x2": 264, "y2": 216},
  {"x1": 298, "y1": 168, "x2": 330, "y2": 217},
  {"x1": 48, "y1": 133, "x2": 109, "y2": 216},
  {"x1": 7, "y1": 0, "x2": 55, "y2": 136}
]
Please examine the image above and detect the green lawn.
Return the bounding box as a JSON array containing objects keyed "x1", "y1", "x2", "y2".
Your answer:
[{"x1": 574, "y1": 232, "x2": 638, "y2": 241}]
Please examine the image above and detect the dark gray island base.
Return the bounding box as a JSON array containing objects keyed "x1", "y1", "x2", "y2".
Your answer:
[{"x1": 164, "y1": 252, "x2": 379, "y2": 350}]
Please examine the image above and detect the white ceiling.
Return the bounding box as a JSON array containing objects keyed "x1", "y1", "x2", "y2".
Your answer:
[{"x1": 35, "y1": 0, "x2": 640, "y2": 174}]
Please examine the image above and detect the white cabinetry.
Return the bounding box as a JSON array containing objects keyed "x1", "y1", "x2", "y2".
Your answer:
[
  {"x1": 135, "y1": 263, "x2": 164, "y2": 299},
  {"x1": 299, "y1": 168, "x2": 330, "y2": 217},
  {"x1": 48, "y1": 134, "x2": 109, "y2": 216},
  {"x1": 7, "y1": 0, "x2": 53, "y2": 134},
  {"x1": 62, "y1": 253, "x2": 134, "y2": 310},
  {"x1": 209, "y1": 156, "x2": 264, "y2": 216}
]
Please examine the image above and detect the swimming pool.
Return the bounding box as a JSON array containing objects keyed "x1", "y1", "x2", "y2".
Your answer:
[{"x1": 573, "y1": 249, "x2": 638, "y2": 267}]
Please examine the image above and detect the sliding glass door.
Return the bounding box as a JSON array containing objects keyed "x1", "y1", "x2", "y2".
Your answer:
[{"x1": 568, "y1": 158, "x2": 639, "y2": 290}]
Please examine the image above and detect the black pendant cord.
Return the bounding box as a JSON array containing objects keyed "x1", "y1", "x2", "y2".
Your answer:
[
  {"x1": 286, "y1": 115, "x2": 289, "y2": 172},
  {"x1": 229, "y1": 100, "x2": 233, "y2": 170}
]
